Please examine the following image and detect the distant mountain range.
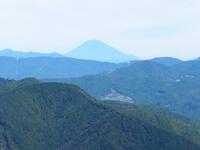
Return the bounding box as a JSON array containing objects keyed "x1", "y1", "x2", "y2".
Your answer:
[
  {"x1": 53, "y1": 59, "x2": 200, "y2": 120},
  {"x1": 0, "y1": 78, "x2": 199, "y2": 150},
  {"x1": 0, "y1": 42, "x2": 200, "y2": 120},
  {"x1": 0, "y1": 56, "x2": 126, "y2": 79},
  {"x1": 66, "y1": 40, "x2": 138, "y2": 63},
  {"x1": 0, "y1": 40, "x2": 138, "y2": 63},
  {"x1": 0, "y1": 54, "x2": 191, "y2": 80},
  {"x1": 0, "y1": 48, "x2": 64, "y2": 58},
  {"x1": 1, "y1": 42, "x2": 200, "y2": 149}
]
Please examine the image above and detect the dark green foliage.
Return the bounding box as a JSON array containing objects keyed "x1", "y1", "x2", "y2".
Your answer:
[
  {"x1": 0, "y1": 77, "x2": 39, "y2": 95},
  {"x1": 0, "y1": 78, "x2": 200, "y2": 150}
]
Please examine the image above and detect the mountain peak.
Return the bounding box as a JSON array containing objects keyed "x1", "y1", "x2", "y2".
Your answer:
[
  {"x1": 66, "y1": 40, "x2": 138, "y2": 63},
  {"x1": 84, "y1": 40, "x2": 105, "y2": 44}
]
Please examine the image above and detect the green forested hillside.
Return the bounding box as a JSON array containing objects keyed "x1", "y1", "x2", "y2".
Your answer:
[
  {"x1": 0, "y1": 79, "x2": 200, "y2": 150},
  {"x1": 59, "y1": 60, "x2": 200, "y2": 119}
]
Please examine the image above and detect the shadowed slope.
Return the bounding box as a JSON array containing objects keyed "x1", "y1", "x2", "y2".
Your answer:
[{"x1": 0, "y1": 79, "x2": 199, "y2": 149}]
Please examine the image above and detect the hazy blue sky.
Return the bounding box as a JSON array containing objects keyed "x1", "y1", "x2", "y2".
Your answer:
[{"x1": 0, "y1": 0, "x2": 200, "y2": 59}]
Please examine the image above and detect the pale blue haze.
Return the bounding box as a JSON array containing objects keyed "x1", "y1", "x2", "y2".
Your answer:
[
  {"x1": 123, "y1": 26, "x2": 183, "y2": 38},
  {"x1": 0, "y1": 0, "x2": 200, "y2": 59}
]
